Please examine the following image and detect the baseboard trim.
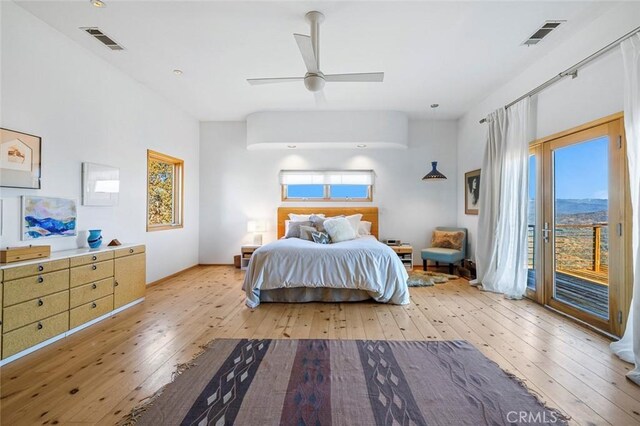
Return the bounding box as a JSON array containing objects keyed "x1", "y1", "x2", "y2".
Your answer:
[
  {"x1": 198, "y1": 263, "x2": 234, "y2": 266},
  {"x1": 147, "y1": 264, "x2": 200, "y2": 287}
]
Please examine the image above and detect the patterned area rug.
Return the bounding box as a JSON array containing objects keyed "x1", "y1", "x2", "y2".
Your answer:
[
  {"x1": 407, "y1": 270, "x2": 458, "y2": 287},
  {"x1": 124, "y1": 339, "x2": 568, "y2": 426}
]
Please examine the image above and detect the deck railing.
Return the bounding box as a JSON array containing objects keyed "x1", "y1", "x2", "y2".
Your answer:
[{"x1": 527, "y1": 223, "x2": 608, "y2": 276}]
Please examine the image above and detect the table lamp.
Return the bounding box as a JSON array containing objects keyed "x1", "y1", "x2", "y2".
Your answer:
[{"x1": 247, "y1": 220, "x2": 267, "y2": 245}]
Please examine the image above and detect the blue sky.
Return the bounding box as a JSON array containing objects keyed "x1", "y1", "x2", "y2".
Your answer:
[{"x1": 529, "y1": 136, "x2": 608, "y2": 200}]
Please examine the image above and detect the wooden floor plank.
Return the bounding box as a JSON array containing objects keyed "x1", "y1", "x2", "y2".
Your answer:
[{"x1": 0, "y1": 266, "x2": 637, "y2": 426}]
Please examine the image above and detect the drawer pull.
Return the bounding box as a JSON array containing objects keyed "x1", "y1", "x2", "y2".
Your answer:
[
  {"x1": 92, "y1": 265, "x2": 97, "y2": 270},
  {"x1": 114, "y1": 281, "x2": 119, "y2": 287},
  {"x1": 37, "y1": 299, "x2": 44, "y2": 307},
  {"x1": 37, "y1": 322, "x2": 43, "y2": 330},
  {"x1": 38, "y1": 265, "x2": 44, "y2": 272},
  {"x1": 92, "y1": 283, "x2": 97, "y2": 289},
  {"x1": 91, "y1": 302, "x2": 97, "y2": 309},
  {"x1": 37, "y1": 276, "x2": 44, "y2": 284},
  {"x1": 92, "y1": 255, "x2": 97, "y2": 261}
]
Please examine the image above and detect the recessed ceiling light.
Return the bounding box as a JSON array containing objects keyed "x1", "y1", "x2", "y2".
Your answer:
[
  {"x1": 90, "y1": 0, "x2": 106, "y2": 8},
  {"x1": 356, "y1": 144, "x2": 367, "y2": 148},
  {"x1": 430, "y1": 104, "x2": 439, "y2": 109},
  {"x1": 173, "y1": 69, "x2": 183, "y2": 76},
  {"x1": 287, "y1": 145, "x2": 297, "y2": 149}
]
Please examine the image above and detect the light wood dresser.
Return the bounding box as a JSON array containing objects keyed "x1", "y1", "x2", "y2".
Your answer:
[{"x1": 0, "y1": 244, "x2": 146, "y2": 365}]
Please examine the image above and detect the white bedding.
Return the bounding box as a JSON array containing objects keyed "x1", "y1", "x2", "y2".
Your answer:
[{"x1": 242, "y1": 236, "x2": 410, "y2": 308}]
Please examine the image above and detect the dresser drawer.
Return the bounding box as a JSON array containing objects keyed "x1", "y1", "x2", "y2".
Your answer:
[
  {"x1": 2, "y1": 259, "x2": 69, "y2": 281},
  {"x1": 70, "y1": 260, "x2": 113, "y2": 287},
  {"x1": 70, "y1": 277, "x2": 114, "y2": 308},
  {"x1": 2, "y1": 311, "x2": 69, "y2": 359},
  {"x1": 69, "y1": 251, "x2": 114, "y2": 267},
  {"x1": 114, "y1": 245, "x2": 146, "y2": 258},
  {"x1": 3, "y1": 290, "x2": 70, "y2": 332},
  {"x1": 70, "y1": 294, "x2": 113, "y2": 329},
  {"x1": 3, "y1": 269, "x2": 70, "y2": 307}
]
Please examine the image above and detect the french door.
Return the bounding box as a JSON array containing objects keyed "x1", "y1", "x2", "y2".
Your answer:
[{"x1": 527, "y1": 116, "x2": 629, "y2": 336}]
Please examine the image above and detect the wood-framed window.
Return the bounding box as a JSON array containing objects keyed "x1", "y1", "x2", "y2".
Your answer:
[
  {"x1": 280, "y1": 170, "x2": 374, "y2": 202},
  {"x1": 147, "y1": 150, "x2": 184, "y2": 231}
]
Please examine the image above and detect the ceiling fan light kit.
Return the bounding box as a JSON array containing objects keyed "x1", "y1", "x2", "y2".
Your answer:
[{"x1": 247, "y1": 10, "x2": 384, "y2": 100}]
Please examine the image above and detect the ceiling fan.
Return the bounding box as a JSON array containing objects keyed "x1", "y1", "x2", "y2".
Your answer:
[{"x1": 247, "y1": 11, "x2": 384, "y2": 103}]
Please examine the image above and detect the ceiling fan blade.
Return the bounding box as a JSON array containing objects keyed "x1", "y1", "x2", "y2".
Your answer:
[
  {"x1": 247, "y1": 77, "x2": 304, "y2": 85},
  {"x1": 293, "y1": 33, "x2": 318, "y2": 73},
  {"x1": 324, "y1": 72, "x2": 384, "y2": 82},
  {"x1": 314, "y1": 90, "x2": 327, "y2": 107}
]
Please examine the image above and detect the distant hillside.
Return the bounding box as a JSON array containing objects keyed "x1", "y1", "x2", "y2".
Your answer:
[
  {"x1": 528, "y1": 199, "x2": 608, "y2": 224},
  {"x1": 555, "y1": 199, "x2": 607, "y2": 215}
]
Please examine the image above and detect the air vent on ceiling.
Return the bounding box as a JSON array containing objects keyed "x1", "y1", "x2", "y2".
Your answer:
[
  {"x1": 80, "y1": 27, "x2": 125, "y2": 51},
  {"x1": 523, "y1": 21, "x2": 566, "y2": 46}
]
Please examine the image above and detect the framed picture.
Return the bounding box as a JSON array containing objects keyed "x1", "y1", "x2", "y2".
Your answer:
[
  {"x1": 82, "y1": 162, "x2": 120, "y2": 206},
  {"x1": 1, "y1": 128, "x2": 42, "y2": 189},
  {"x1": 22, "y1": 196, "x2": 77, "y2": 240},
  {"x1": 465, "y1": 169, "x2": 481, "y2": 215}
]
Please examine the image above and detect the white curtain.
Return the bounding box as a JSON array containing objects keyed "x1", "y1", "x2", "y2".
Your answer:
[
  {"x1": 611, "y1": 33, "x2": 640, "y2": 386},
  {"x1": 474, "y1": 98, "x2": 531, "y2": 299}
]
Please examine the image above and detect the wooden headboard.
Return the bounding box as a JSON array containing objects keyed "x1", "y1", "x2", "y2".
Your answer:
[{"x1": 277, "y1": 207, "x2": 379, "y2": 239}]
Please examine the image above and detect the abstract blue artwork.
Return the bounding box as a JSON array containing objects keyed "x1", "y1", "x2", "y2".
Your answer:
[{"x1": 22, "y1": 196, "x2": 77, "y2": 240}]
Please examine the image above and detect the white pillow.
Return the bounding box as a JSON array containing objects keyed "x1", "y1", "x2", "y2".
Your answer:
[
  {"x1": 323, "y1": 217, "x2": 357, "y2": 243},
  {"x1": 358, "y1": 221, "x2": 372, "y2": 236},
  {"x1": 289, "y1": 213, "x2": 325, "y2": 222},
  {"x1": 345, "y1": 214, "x2": 363, "y2": 234}
]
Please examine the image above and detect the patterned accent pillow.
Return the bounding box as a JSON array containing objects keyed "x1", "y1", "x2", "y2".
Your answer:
[
  {"x1": 285, "y1": 221, "x2": 312, "y2": 239},
  {"x1": 299, "y1": 225, "x2": 316, "y2": 241},
  {"x1": 311, "y1": 231, "x2": 331, "y2": 244},
  {"x1": 431, "y1": 230, "x2": 465, "y2": 251}
]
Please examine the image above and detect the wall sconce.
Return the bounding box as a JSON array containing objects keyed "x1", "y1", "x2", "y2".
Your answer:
[{"x1": 422, "y1": 161, "x2": 447, "y2": 180}]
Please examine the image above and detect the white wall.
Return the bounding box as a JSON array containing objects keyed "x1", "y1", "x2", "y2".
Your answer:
[
  {"x1": 456, "y1": 2, "x2": 640, "y2": 258},
  {"x1": 0, "y1": 2, "x2": 200, "y2": 282},
  {"x1": 199, "y1": 120, "x2": 458, "y2": 265}
]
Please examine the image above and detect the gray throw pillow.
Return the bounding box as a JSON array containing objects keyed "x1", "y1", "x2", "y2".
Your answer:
[
  {"x1": 312, "y1": 231, "x2": 331, "y2": 244},
  {"x1": 310, "y1": 214, "x2": 344, "y2": 233},
  {"x1": 285, "y1": 221, "x2": 312, "y2": 238},
  {"x1": 299, "y1": 225, "x2": 316, "y2": 241}
]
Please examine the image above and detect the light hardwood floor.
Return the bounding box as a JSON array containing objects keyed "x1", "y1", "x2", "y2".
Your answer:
[{"x1": 1, "y1": 265, "x2": 639, "y2": 425}]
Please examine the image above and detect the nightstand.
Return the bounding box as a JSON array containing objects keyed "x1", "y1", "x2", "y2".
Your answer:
[
  {"x1": 390, "y1": 245, "x2": 413, "y2": 271},
  {"x1": 240, "y1": 245, "x2": 260, "y2": 270}
]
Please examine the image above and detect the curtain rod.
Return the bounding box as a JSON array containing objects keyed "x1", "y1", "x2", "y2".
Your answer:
[{"x1": 479, "y1": 25, "x2": 640, "y2": 124}]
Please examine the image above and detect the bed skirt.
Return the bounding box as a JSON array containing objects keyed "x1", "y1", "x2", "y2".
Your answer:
[{"x1": 259, "y1": 288, "x2": 372, "y2": 303}]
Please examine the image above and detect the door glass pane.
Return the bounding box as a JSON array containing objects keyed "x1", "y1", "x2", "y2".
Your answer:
[
  {"x1": 553, "y1": 136, "x2": 609, "y2": 319},
  {"x1": 527, "y1": 154, "x2": 536, "y2": 290}
]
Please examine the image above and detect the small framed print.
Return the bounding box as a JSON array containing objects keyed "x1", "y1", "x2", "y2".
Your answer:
[
  {"x1": 1, "y1": 128, "x2": 42, "y2": 189},
  {"x1": 465, "y1": 169, "x2": 481, "y2": 215},
  {"x1": 82, "y1": 162, "x2": 120, "y2": 206}
]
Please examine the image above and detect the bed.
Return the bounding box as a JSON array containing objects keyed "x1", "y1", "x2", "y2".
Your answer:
[{"x1": 242, "y1": 207, "x2": 410, "y2": 308}]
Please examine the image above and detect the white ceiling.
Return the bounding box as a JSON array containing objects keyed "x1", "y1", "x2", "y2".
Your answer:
[{"x1": 16, "y1": 1, "x2": 616, "y2": 121}]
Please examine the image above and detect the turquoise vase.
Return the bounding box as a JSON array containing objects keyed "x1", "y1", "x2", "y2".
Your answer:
[{"x1": 88, "y1": 229, "x2": 103, "y2": 249}]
